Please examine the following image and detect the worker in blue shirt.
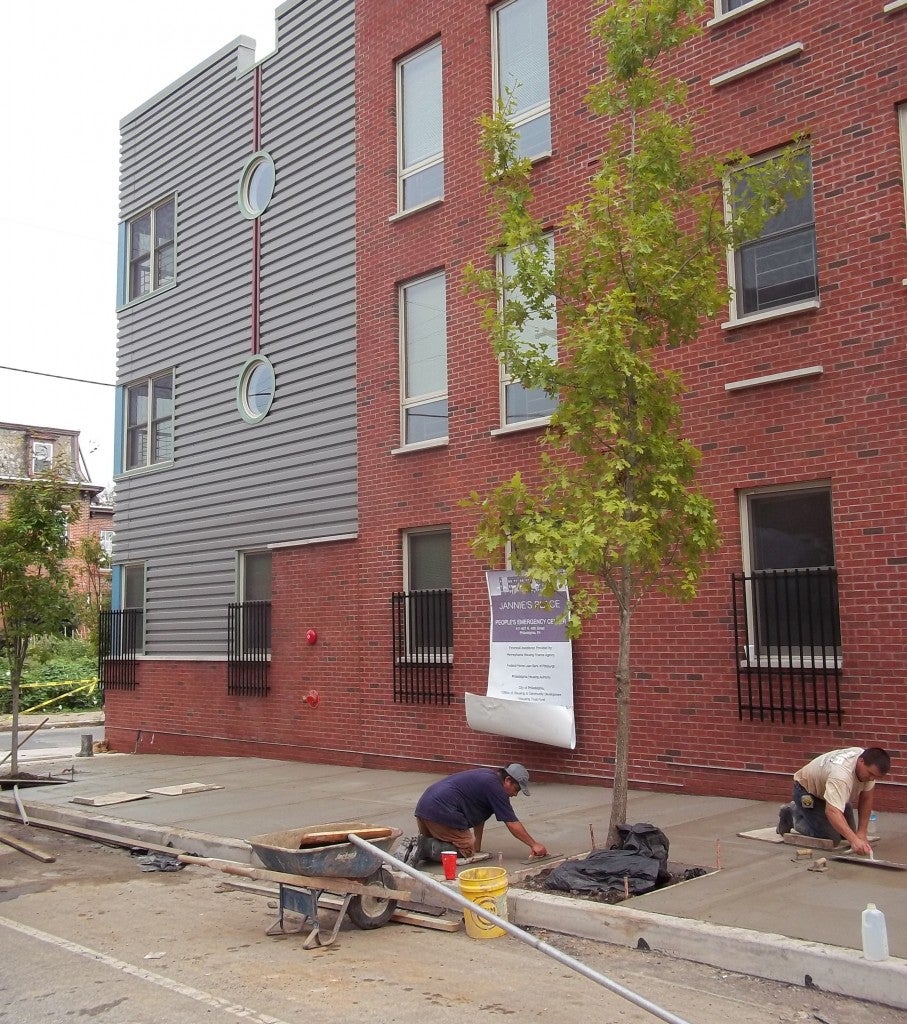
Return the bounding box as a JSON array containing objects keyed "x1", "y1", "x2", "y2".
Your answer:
[{"x1": 406, "y1": 763, "x2": 548, "y2": 865}]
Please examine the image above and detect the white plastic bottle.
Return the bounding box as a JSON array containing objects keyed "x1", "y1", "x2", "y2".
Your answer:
[{"x1": 862, "y1": 903, "x2": 889, "y2": 961}]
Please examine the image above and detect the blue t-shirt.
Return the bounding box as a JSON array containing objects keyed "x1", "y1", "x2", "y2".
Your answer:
[{"x1": 415, "y1": 768, "x2": 518, "y2": 829}]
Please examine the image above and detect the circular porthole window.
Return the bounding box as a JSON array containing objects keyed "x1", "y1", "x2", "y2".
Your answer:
[
  {"x1": 237, "y1": 151, "x2": 276, "y2": 219},
  {"x1": 237, "y1": 356, "x2": 276, "y2": 422}
]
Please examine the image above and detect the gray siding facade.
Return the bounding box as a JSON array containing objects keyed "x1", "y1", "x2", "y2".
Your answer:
[{"x1": 115, "y1": 0, "x2": 356, "y2": 656}]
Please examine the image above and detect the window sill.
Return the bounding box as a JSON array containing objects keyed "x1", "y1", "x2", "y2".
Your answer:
[
  {"x1": 710, "y1": 42, "x2": 803, "y2": 88},
  {"x1": 395, "y1": 657, "x2": 453, "y2": 667},
  {"x1": 115, "y1": 458, "x2": 174, "y2": 479},
  {"x1": 725, "y1": 364, "x2": 823, "y2": 392},
  {"x1": 883, "y1": 0, "x2": 907, "y2": 13},
  {"x1": 391, "y1": 437, "x2": 448, "y2": 456},
  {"x1": 117, "y1": 281, "x2": 177, "y2": 312},
  {"x1": 739, "y1": 653, "x2": 842, "y2": 671},
  {"x1": 721, "y1": 297, "x2": 819, "y2": 331},
  {"x1": 707, "y1": 0, "x2": 779, "y2": 28},
  {"x1": 389, "y1": 197, "x2": 444, "y2": 222},
  {"x1": 490, "y1": 416, "x2": 551, "y2": 437}
]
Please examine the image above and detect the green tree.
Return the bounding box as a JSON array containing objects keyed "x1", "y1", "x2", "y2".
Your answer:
[
  {"x1": 74, "y1": 534, "x2": 112, "y2": 652},
  {"x1": 467, "y1": 0, "x2": 807, "y2": 845},
  {"x1": 0, "y1": 474, "x2": 80, "y2": 775}
]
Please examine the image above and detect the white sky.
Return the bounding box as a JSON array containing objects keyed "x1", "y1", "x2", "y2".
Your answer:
[{"x1": 0, "y1": 1, "x2": 279, "y2": 490}]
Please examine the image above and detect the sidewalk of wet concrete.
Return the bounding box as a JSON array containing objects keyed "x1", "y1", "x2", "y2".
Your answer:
[{"x1": 1, "y1": 743, "x2": 904, "y2": 1010}]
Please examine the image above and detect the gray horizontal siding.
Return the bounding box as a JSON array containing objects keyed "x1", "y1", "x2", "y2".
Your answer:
[{"x1": 115, "y1": 0, "x2": 356, "y2": 657}]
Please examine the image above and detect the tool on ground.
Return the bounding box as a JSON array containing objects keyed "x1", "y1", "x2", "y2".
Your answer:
[
  {"x1": 830, "y1": 854, "x2": 906, "y2": 871},
  {"x1": 520, "y1": 852, "x2": 562, "y2": 866}
]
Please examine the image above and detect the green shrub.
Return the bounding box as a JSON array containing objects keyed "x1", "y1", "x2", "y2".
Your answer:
[{"x1": 0, "y1": 636, "x2": 100, "y2": 714}]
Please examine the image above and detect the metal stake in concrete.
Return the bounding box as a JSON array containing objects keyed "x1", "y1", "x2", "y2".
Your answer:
[
  {"x1": 77, "y1": 734, "x2": 94, "y2": 757},
  {"x1": 348, "y1": 834, "x2": 696, "y2": 1024}
]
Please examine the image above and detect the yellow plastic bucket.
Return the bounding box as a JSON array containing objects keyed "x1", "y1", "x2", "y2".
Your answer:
[{"x1": 458, "y1": 866, "x2": 508, "y2": 939}]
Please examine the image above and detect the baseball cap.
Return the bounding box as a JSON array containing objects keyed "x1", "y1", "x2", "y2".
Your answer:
[{"x1": 505, "y1": 763, "x2": 530, "y2": 796}]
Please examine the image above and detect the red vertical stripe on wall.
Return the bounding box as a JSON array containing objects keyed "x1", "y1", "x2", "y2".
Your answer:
[{"x1": 251, "y1": 64, "x2": 262, "y2": 354}]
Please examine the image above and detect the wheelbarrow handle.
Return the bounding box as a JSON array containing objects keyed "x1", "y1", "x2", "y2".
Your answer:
[
  {"x1": 178, "y1": 854, "x2": 257, "y2": 878},
  {"x1": 177, "y1": 854, "x2": 412, "y2": 899}
]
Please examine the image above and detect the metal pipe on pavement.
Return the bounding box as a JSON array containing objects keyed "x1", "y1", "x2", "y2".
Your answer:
[{"x1": 347, "y1": 833, "x2": 696, "y2": 1024}]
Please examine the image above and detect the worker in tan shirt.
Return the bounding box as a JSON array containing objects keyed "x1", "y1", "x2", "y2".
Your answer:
[{"x1": 777, "y1": 746, "x2": 891, "y2": 855}]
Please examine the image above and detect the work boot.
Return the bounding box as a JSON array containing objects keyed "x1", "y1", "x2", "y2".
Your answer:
[
  {"x1": 397, "y1": 836, "x2": 420, "y2": 865},
  {"x1": 777, "y1": 803, "x2": 794, "y2": 836},
  {"x1": 417, "y1": 837, "x2": 447, "y2": 863}
]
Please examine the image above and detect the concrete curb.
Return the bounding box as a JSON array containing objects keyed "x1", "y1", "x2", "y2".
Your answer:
[
  {"x1": 0, "y1": 797, "x2": 253, "y2": 865},
  {"x1": 508, "y1": 890, "x2": 907, "y2": 1011},
  {"x1": 4, "y1": 793, "x2": 904, "y2": 1011},
  {"x1": 0, "y1": 713, "x2": 105, "y2": 733}
]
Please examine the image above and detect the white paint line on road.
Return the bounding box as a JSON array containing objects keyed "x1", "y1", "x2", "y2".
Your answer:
[{"x1": 0, "y1": 914, "x2": 291, "y2": 1024}]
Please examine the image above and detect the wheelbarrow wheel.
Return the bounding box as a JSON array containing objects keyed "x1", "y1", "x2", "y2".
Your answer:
[{"x1": 347, "y1": 867, "x2": 397, "y2": 930}]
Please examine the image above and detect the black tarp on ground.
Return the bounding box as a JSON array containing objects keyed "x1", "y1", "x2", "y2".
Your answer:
[{"x1": 544, "y1": 823, "x2": 670, "y2": 896}]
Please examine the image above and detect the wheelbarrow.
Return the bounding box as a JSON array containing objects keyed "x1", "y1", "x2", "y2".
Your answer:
[{"x1": 180, "y1": 822, "x2": 409, "y2": 948}]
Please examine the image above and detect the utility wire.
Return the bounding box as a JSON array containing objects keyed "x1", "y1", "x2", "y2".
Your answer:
[{"x1": 0, "y1": 364, "x2": 115, "y2": 388}]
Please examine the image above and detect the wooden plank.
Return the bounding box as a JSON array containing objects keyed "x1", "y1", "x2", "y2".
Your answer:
[
  {"x1": 0, "y1": 809, "x2": 187, "y2": 856},
  {"x1": 178, "y1": 854, "x2": 412, "y2": 900},
  {"x1": 70, "y1": 792, "x2": 150, "y2": 807},
  {"x1": 780, "y1": 833, "x2": 840, "y2": 850},
  {"x1": 0, "y1": 830, "x2": 56, "y2": 863},
  {"x1": 146, "y1": 783, "x2": 224, "y2": 796},
  {"x1": 295, "y1": 826, "x2": 394, "y2": 847},
  {"x1": 213, "y1": 878, "x2": 462, "y2": 931}
]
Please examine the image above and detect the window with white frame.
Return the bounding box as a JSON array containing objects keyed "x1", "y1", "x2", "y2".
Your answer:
[
  {"x1": 397, "y1": 41, "x2": 444, "y2": 213},
  {"x1": 718, "y1": 0, "x2": 761, "y2": 14},
  {"x1": 126, "y1": 197, "x2": 175, "y2": 302},
  {"x1": 501, "y1": 235, "x2": 557, "y2": 425},
  {"x1": 404, "y1": 528, "x2": 452, "y2": 661},
  {"x1": 728, "y1": 149, "x2": 817, "y2": 318},
  {"x1": 124, "y1": 372, "x2": 174, "y2": 471},
  {"x1": 492, "y1": 0, "x2": 551, "y2": 160},
  {"x1": 236, "y1": 549, "x2": 272, "y2": 657},
  {"x1": 240, "y1": 550, "x2": 272, "y2": 603},
  {"x1": 740, "y1": 484, "x2": 840, "y2": 660},
  {"x1": 122, "y1": 562, "x2": 146, "y2": 655},
  {"x1": 400, "y1": 272, "x2": 448, "y2": 445},
  {"x1": 31, "y1": 441, "x2": 53, "y2": 476},
  {"x1": 99, "y1": 531, "x2": 114, "y2": 559}
]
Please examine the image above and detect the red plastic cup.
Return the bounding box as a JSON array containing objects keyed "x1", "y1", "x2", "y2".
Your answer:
[{"x1": 441, "y1": 851, "x2": 457, "y2": 880}]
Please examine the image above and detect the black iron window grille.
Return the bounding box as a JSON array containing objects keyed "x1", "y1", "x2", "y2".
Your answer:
[
  {"x1": 98, "y1": 609, "x2": 142, "y2": 691},
  {"x1": 391, "y1": 589, "x2": 453, "y2": 704},
  {"x1": 732, "y1": 568, "x2": 842, "y2": 725},
  {"x1": 227, "y1": 600, "x2": 271, "y2": 696}
]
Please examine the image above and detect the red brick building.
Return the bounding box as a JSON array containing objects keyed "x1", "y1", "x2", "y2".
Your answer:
[
  {"x1": 351, "y1": 0, "x2": 905, "y2": 805},
  {"x1": 105, "y1": 0, "x2": 904, "y2": 810}
]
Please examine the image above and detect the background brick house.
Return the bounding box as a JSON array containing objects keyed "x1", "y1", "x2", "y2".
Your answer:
[{"x1": 0, "y1": 421, "x2": 113, "y2": 628}]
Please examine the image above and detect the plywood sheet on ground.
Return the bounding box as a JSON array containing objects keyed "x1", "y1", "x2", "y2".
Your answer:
[
  {"x1": 738, "y1": 826, "x2": 784, "y2": 843},
  {"x1": 70, "y1": 792, "x2": 150, "y2": 806},
  {"x1": 146, "y1": 783, "x2": 225, "y2": 796}
]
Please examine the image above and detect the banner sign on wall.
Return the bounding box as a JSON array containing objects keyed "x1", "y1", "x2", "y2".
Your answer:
[{"x1": 465, "y1": 570, "x2": 576, "y2": 750}]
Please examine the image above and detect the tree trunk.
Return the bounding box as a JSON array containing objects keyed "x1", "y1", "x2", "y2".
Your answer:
[
  {"x1": 9, "y1": 674, "x2": 19, "y2": 778},
  {"x1": 606, "y1": 575, "x2": 633, "y2": 848}
]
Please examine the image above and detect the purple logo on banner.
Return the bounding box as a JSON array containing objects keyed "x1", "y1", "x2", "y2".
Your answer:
[{"x1": 490, "y1": 585, "x2": 568, "y2": 643}]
